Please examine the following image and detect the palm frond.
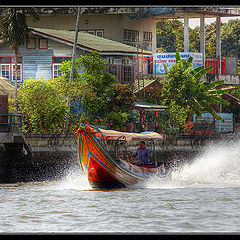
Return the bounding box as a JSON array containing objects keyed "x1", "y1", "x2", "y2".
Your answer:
[
  {"x1": 200, "y1": 100, "x2": 223, "y2": 121},
  {"x1": 205, "y1": 80, "x2": 225, "y2": 90}
]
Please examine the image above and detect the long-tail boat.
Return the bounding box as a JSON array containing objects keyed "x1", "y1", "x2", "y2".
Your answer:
[{"x1": 76, "y1": 124, "x2": 166, "y2": 189}]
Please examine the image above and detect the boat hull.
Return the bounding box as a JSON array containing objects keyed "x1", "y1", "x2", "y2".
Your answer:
[
  {"x1": 77, "y1": 127, "x2": 165, "y2": 189},
  {"x1": 88, "y1": 155, "x2": 126, "y2": 189}
]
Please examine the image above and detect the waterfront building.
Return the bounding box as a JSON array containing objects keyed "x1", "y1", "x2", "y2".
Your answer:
[{"x1": 0, "y1": 7, "x2": 239, "y2": 85}]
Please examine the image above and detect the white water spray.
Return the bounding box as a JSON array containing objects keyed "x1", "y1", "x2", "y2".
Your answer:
[
  {"x1": 58, "y1": 170, "x2": 92, "y2": 190},
  {"x1": 144, "y1": 139, "x2": 240, "y2": 189},
  {"x1": 42, "y1": 168, "x2": 92, "y2": 191}
]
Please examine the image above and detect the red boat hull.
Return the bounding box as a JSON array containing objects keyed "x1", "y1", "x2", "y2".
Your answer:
[{"x1": 88, "y1": 156, "x2": 126, "y2": 189}]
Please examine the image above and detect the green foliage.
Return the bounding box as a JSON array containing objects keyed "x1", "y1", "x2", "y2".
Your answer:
[
  {"x1": 17, "y1": 78, "x2": 70, "y2": 133},
  {"x1": 49, "y1": 63, "x2": 97, "y2": 105},
  {"x1": 221, "y1": 19, "x2": 240, "y2": 58},
  {"x1": 79, "y1": 52, "x2": 117, "y2": 92},
  {"x1": 161, "y1": 52, "x2": 230, "y2": 121},
  {"x1": 105, "y1": 111, "x2": 129, "y2": 129},
  {"x1": 56, "y1": 51, "x2": 117, "y2": 119},
  {"x1": 157, "y1": 101, "x2": 189, "y2": 131},
  {"x1": 8, "y1": 96, "x2": 14, "y2": 114},
  {"x1": 156, "y1": 19, "x2": 240, "y2": 59},
  {"x1": 0, "y1": 7, "x2": 39, "y2": 112},
  {"x1": 156, "y1": 19, "x2": 181, "y2": 52},
  {"x1": 156, "y1": 19, "x2": 200, "y2": 53},
  {"x1": 0, "y1": 8, "x2": 39, "y2": 49},
  {"x1": 108, "y1": 83, "x2": 136, "y2": 112},
  {"x1": 204, "y1": 22, "x2": 217, "y2": 58}
]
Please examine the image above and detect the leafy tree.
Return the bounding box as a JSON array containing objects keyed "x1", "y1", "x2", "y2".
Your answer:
[
  {"x1": 0, "y1": 7, "x2": 39, "y2": 112},
  {"x1": 161, "y1": 52, "x2": 230, "y2": 121},
  {"x1": 108, "y1": 83, "x2": 136, "y2": 112},
  {"x1": 204, "y1": 22, "x2": 217, "y2": 58},
  {"x1": 156, "y1": 19, "x2": 182, "y2": 52},
  {"x1": 157, "y1": 100, "x2": 189, "y2": 130},
  {"x1": 221, "y1": 19, "x2": 240, "y2": 58},
  {"x1": 156, "y1": 19, "x2": 200, "y2": 53},
  {"x1": 50, "y1": 59, "x2": 97, "y2": 108},
  {"x1": 17, "y1": 78, "x2": 69, "y2": 133},
  {"x1": 54, "y1": 51, "x2": 117, "y2": 121}
]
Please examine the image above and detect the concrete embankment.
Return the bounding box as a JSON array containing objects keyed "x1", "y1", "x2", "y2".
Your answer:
[
  {"x1": 0, "y1": 133, "x2": 79, "y2": 183},
  {"x1": 0, "y1": 132, "x2": 236, "y2": 183}
]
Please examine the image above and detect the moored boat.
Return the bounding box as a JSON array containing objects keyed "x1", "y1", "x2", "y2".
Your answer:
[{"x1": 76, "y1": 124, "x2": 166, "y2": 189}]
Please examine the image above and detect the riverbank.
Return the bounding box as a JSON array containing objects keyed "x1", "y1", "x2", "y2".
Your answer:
[{"x1": 0, "y1": 132, "x2": 237, "y2": 183}]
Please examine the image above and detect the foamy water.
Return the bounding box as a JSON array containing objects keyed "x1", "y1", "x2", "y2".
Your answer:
[{"x1": 1, "y1": 139, "x2": 240, "y2": 233}]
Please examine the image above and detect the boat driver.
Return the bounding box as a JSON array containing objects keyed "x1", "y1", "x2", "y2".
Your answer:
[{"x1": 128, "y1": 140, "x2": 151, "y2": 165}]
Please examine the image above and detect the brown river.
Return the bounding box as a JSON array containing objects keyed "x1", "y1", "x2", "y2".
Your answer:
[{"x1": 1, "y1": 139, "x2": 240, "y2": 234}]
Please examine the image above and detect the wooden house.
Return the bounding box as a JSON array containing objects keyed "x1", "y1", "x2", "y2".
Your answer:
[{"x1": 0, "y1": 27, "x2": 152, "y2": 85}]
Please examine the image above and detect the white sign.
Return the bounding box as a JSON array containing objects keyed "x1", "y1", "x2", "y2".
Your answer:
[{"x1": 152, "y1": 52, "x2": 203, "y2": 74}]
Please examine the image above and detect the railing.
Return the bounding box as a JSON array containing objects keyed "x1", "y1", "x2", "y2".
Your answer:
[
  {"x1": 0, "y1": 114, "x2": 23, "y2": 133},
  {"x1": 107, "y1": 57, "x2": 227, "y2": 84},
  {"x1": 107, "y1": 64, "x2": 135, "y2": 84}
]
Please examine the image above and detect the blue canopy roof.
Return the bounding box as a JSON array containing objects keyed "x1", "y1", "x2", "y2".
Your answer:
[{"x1": 128, "y1": 7, "x2": 175, "y2": 20}]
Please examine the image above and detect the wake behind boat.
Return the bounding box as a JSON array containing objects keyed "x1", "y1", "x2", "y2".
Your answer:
[{"x1": 76, "y1": 124, "x2": 166, "y2": 189}]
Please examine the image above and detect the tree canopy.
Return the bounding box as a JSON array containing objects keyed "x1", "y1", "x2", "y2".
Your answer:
[
  {"x1": 161, "y1": 52, "x2": 230, "y2": 121},
  {"x1": 156, "y1": 18, "x2": 240, "y2": 59}
]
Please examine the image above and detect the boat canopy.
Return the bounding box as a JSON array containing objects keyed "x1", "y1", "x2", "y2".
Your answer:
[{"x1": 95, "y1": 128, "x2": 163, "y2": 141}]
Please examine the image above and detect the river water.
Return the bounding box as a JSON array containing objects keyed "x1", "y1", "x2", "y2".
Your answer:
[{"x1": 1, "y1": 139, "x2": 240, "y2": 234}]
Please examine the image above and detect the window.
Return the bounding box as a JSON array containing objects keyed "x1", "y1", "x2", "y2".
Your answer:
[
  {"x1": 53, "y1": 65, "x2": 62, "y2": 78},
  {"x1": 12, "y1": 64, "x2": 22, "y2": 82},
  {"x1": 123, "y1": 29, "x2": 139, "y2": 42},
  {"x1": 27, "y1": 38, "x2": 36, "y2": 49},
  {"x1": 39, "y1": 38, "x2": 48, "y2": 49},
  {"x1": 0, "y1": 56, "x2": 22, "y2": 82},
  {"x1": 0, "y1": 65, "x2": 10, "y2": 79},
  {"x1": 79, "y1": 29, "x2": 104, "y2": 38},
  {"x1": 96, "y1": 30, "x2": 104, "y2": 38},
  {"x1": 52, "y1": 57, "x2": 72, "y2": 63},
  {"x1": 87, "y1": 30, "x2": 95, "y2": 35},
  {"x1": 122, "y1": 66, "x2": 134, "y2": 83},
  {"x1": 122, "y1": 58, "x2": 129, "y2": 65},
  {"x1": 108, "y1": 65, "x2": 118, "y2": 77},
  {"x1": 52, "y1": 56, "x2": 72, "y2": 78},
  {"x1": 143, "y1": 31, "x2": 152, "y2": 42}
]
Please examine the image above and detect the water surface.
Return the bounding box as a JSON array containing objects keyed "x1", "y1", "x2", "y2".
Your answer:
[{"x1": 1, "y1": 139, "x2": 240, "y2": 233}]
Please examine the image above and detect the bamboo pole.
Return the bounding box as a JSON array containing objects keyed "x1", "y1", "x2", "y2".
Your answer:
[
  {"x1": 142, "y1": 46, "x2": 145, "y2": 99},
  {"x1": 137, "y1": 46, "x2": 140, "y2": 97}
]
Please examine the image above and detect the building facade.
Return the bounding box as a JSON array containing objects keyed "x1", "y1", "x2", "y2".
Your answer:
[
  {"x1": 0, "y1": 7, "x2": 157, "y2": 53},
  {"x1": 0, "y1": 27, "x2": 152, "y2": 85}
]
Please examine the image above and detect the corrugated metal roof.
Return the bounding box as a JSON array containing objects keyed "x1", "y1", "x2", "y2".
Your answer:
[
  {"x1": 133, "y1": 101, "x2": 167, "y2": 111},
  {"x1": 0, "y1": 76, "x2": 14, "y2": 98},
  {"x1": 31, "y1": 27, "x2": 152, "y2": 55},
  {"x1": 133, "y1": 78, "x2": 157, "y2": 93}
]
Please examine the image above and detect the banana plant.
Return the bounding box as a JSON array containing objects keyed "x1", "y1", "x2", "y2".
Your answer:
[{"x1": 162, "y1": 52, "x2": 230, "y2": 121}]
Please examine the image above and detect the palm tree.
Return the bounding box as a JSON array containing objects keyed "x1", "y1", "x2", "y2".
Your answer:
[
  {"x1": 0, "y1": 7, "x2": 39, "y2": 113},
  {"x1": 162, "y1": 52, "x2": 230, "y2": 121}
]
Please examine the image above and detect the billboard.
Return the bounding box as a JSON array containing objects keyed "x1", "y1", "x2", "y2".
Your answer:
[{"x1": 152, "y1": 52, "x2": 203, "y2": 74}]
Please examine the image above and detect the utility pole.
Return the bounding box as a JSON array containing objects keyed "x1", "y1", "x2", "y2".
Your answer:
[
  {"x1": 69, "y1": 7, "x2": 81, "y2": 84},
  {"x1": 64, "y1": 7, "x2": 81, "y2": 132}
]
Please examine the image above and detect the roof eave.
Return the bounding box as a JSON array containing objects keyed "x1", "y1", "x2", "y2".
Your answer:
[{"x1": 31, "y1": 29, "x2": 152, "y2": 56}]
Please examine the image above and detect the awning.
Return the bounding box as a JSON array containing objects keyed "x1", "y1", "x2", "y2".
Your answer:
[
  {"x1": 133, "y1": 101, "x2": 167, "y2": 111},
  {"x1": 95, "y1": 128, "x2": 163, "y2": 141}
]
